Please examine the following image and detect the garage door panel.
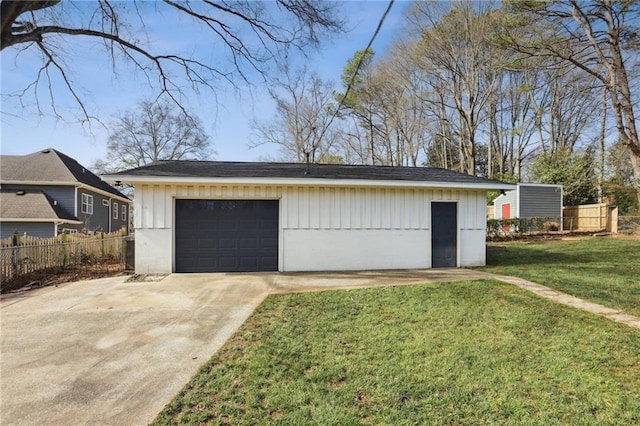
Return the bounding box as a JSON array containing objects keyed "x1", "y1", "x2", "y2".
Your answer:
[
  {"x1": 219, "y1": 218, "x2": 238, "y2": 230},
  {"x1": 261, "y1": 238, "x2": 278, "y2": 249},
  {"x1": 239, "y1": 238, "x2": 258, "y2": 249},
  {"x1": 261, "y1": 256, "x2": 278, "y2": 269},
  {"x1": 218, "y1": 257, "x2": 237, "y2": 268},
  {"x1": 175, "y1": 199, "x2": 279, "y2": 272},
  {"x1": 239, "y1": 257, "x2": 259, "y2": 268},
  {"x1": 240, "y1": 219, "x2": 260, "y2": 230},
  {"x1": 219, "y1": 238, "x2": 238, "y2": 250},
  {"x1": 198, "y1": 239, "x2": 216, "y2": 249}
]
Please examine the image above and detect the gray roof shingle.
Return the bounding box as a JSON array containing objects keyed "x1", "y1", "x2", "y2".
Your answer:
[
  {"x1": 0, "y1": 148, "x2": 128, "y2": 199},
  {"x1": 110, "y1": 160, "x2": 508, "y2": 186},
  {"x1": 0, "y1": 190, "x2": 77, "y2": 221}
]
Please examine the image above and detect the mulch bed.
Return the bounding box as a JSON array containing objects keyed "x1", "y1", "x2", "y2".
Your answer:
[{"x1": 1, "y1": 261, "x2": 130, "y2": 294}]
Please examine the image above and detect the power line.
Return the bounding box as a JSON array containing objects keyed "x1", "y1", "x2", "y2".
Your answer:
[{"x1": 309, "y1": 0, "x2": 395, "y2": 160}]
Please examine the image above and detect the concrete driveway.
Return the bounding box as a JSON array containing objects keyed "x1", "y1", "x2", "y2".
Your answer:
[{"x1": 1, "y1": 269, "x2": 490, "y2": 425}]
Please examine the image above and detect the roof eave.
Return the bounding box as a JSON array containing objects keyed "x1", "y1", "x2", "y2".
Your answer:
[
  {"x1": 0, "y1": 180, "x2": 130, "y2": 202},
  {"x1": 102, "y1": 175, "x2": 517, "y2": 191},
  {"x1": 0, "y1": 218, "x2": 83, "y2": 225}
]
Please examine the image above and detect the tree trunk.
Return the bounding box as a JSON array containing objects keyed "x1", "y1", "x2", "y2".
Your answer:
[
  {"x1": 598, "y1": 86, "x2": 606, "y2": 203},
  {"x1": 630, "y1": 154, "x2": 640, "y2": 209}
]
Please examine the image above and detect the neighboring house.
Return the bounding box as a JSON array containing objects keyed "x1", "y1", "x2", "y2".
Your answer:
[
  {"x1": 493, "y1": 183, "x2": 563, "y2": 221},
  {"x1": 105, "y1": 161, "x2": 514, "y2": 274},
  {"x1": 0, "y1": 148, "x2": 131, "y2": 239}
]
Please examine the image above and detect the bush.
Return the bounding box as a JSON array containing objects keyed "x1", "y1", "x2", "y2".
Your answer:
[{"x1": 486, "y1": 217, "x2": 560, "y2": 239}]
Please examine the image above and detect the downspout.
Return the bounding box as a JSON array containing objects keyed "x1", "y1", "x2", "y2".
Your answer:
[{"x1": 516, "y1": 184, "x2": 520, "y2": 219}]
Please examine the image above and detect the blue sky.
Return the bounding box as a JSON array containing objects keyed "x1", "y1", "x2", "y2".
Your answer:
[{"x1": 1, "y1": 1, "x2": 409, "y2": 168}]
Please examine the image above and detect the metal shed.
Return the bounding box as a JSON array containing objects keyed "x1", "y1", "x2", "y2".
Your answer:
[{"x1": 493, "y1": 183, "x2": 563, "y2": 222}]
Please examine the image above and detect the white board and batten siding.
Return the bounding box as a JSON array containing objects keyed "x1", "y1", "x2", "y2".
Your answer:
[{"x1": 133, "y1": 183, "x2": 488, "y2": 274}]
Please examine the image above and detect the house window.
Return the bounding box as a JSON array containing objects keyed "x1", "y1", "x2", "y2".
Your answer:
[
  {"x1": 113, "y1": 202, "x2": 119, "y2": 219},
  {"x1": 122, "y1": 205, "x2": 127, "y2": 221},
  {"x1": 81, "y1": 194, "x2": 93, "y2": 214}
]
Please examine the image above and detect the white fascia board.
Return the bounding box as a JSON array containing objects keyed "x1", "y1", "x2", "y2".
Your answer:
[
  {"x1": 0, "y1": 180, "x2": 130, "y2": 203},
  {"x1": 0, "y1": 180, "x2": 75, "y2": 186},
  {"x1": 76, "y1": 184, "x2": 130, "y2": 203},
  {"x1": 102, "y1": 175, "x2": 517, "y2": 191},
  {"x1": 518, "y1": 183, "x2": 563, "y2": 188},
  {"x1": 0, "y1": 218, "x2": 83, "y2": 224}
]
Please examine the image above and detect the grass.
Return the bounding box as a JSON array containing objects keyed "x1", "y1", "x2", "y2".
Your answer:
[
  {"x1": 152, "y1": 280, "x2": 640, "y2": 425},
  {"x1": 484, "y1": 237, "x2": 640, "y2": 317}
]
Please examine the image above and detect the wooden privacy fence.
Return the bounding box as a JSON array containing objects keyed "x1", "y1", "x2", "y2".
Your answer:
[
  {"x1": 0, "y1": 231, "x2": 128, "y2": 284},
  {"x1": 562, "y1": 203, "x2": 618, "y2": 232}
]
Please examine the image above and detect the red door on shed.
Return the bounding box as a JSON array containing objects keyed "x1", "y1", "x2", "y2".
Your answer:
[{"x1": 501, "y1": 203, "x2": 511, "y2": 232}]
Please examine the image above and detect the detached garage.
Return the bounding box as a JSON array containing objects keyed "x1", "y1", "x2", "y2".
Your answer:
[{"x1": 105, "y1": 162, "x2": 513, "y2": 274}]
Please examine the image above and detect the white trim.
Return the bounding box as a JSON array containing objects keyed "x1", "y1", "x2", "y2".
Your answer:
[
  {"x1": 1, "y1": 180, "x2": 76, "y2": 186},
  {"x1": 103, "y1": 175, "x2": 516, "y2": 191},
  {"x1": 0, "y1": 218, "x2": 83, "y2": 225},
  {"x1": 516, "y1": 185, "x2": 521, "y2": 218},
  {"x1": 517, "y1": 183, "x2": 563, "y2": 188},
  {"x1": 77, "y1": 183, "x2": 130, "y2": 203},
  {"x1": 278, "y1": 199, "x2": 284, "y2": 272},
  {"x1": 0, "y1": 181, "x2": 130, "y2": 203},
  {"x1": 81, "y1": 193, "x2": 94, "y2": 215}
]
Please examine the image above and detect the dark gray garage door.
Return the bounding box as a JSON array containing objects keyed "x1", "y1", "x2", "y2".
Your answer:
[{"x1": 175, "y1": 200, "x2": 278, "y2": 272}]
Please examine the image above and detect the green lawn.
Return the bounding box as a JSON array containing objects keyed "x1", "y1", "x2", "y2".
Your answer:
[
  {"x1": 484, "y1": 237, "x2": 640, "y2": 317},
  {"x1": 153, "y1": 280, "x2": 640, "y2": 425}
]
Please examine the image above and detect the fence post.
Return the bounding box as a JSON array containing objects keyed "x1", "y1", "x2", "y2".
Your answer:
[
  {"x1": 11, "y1": 231, "x2": 20, "y2": 277},
  {"x1": 61, "y1": 233, "x2": 67, "y2": 266},
  {"x1": 609, "y1": 207, "x2": 618, "y2": 233}
]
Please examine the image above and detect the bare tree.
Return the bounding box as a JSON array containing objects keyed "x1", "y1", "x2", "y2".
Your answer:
[
  {"x1": 410, "y1": 1, "x2": 504, "y2": 175},
  {"x1": 1, "y1": 0, "x2": 343, "y2": 121},
  {"x1": 92, "y1": 99, "x2": 212, "y2": 173},
  {"x1": 501, "y1": 0, "x2": 640, "y2": 205},
  {"x1": 250, "y1": 65, "x2": 340, "y2": 163}
]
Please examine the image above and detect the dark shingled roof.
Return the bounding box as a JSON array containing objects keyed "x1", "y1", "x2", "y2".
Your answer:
[
  {"x1": 0, "y1": 149, "x2": 128, "y2": 199},
  {"x1": 111, "y1": 160, "x2": 506, "y2": 186},
  {"x1": 0, "y1": 190, "x2": 77, "y2": 221}
]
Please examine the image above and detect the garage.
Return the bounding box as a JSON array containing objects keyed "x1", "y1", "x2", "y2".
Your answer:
[
  {"x1": 174, "y1": 199, "x2": 278, "y2": 272},
  {"x1": 104, "y1": 161, "x2": 515, "y2": 274}
]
